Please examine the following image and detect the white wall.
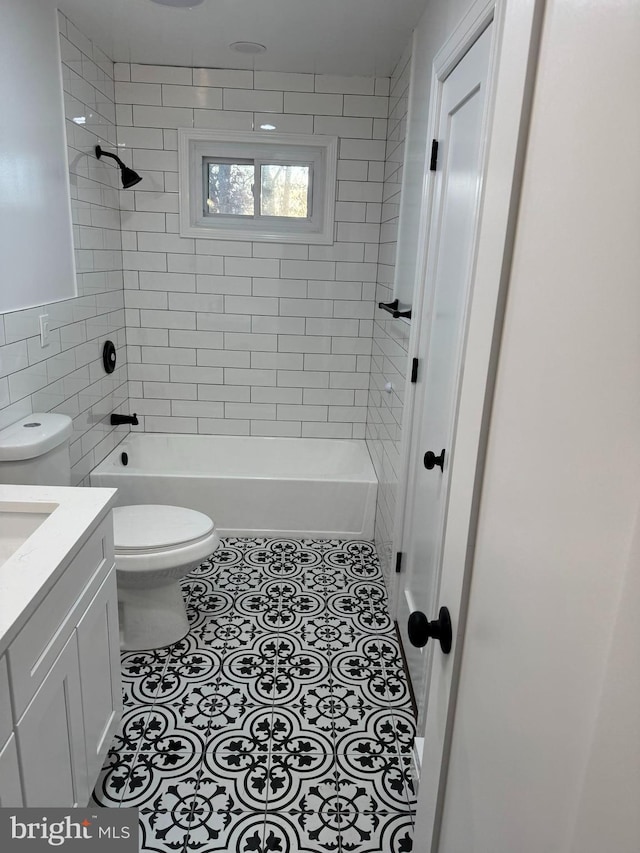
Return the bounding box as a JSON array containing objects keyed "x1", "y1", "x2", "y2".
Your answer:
[
  {"x1": 0, "y1": 0, "x2": 75, "y2": 312},
  {"x1": 437, "y1": 0, "x2": 640, "y2": 848},
  {"x1": 114, "y1": 64, "x2": 389, "y2": 438}
]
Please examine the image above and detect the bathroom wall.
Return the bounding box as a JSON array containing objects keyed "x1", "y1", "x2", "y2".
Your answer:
[
  {"x1": 0, "y1": 10, "x2": 128, "y2": 485},
  {"x1": 365, "y1": 45, "x2": 412, "y2": 584},
  {"x1": 113, "y1": 64, "x2": 389, "y2": 438}
]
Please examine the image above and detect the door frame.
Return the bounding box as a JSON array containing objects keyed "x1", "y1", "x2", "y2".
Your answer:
[{"x1": 389, "y1": 0, "x2": 546, "y2": 846}]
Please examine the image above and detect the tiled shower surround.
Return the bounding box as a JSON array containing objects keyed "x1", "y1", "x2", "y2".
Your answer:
[
  {"x1": 0, "y1": 13, "x2": 129, "y2": 485},
  {"x1": 113, "y1": 62, "x2": 390, "y2": 440},
  {"x1": 93, "y1": 538, "x2": 416, "y2": 852}
]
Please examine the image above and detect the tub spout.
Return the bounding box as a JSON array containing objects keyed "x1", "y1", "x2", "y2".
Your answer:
[{"x1": 111, "y1": 413, "x2": 139, "y2": 426}]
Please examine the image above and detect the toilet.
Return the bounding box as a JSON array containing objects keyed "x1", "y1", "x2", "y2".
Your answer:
[{"x1": 0, "y1": 413, "x2": 220, "y2": 651}]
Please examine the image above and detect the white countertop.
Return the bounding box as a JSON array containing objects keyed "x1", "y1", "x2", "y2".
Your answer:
[{"x1": 0, "y1": 485, "x2": 117, "y2": 656}]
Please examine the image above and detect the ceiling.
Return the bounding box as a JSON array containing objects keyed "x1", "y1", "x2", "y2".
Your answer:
[{"x1": 57, "y1": 0, "x2": 427, "y2": 77}]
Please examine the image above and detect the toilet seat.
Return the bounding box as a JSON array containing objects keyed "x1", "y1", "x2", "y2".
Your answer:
[
  {"x1": 113, "y1": 504, "x2": 214, "y2": 550},
  {"x1": 113, "y1": 504, "x2": 220, "y2": 580}
]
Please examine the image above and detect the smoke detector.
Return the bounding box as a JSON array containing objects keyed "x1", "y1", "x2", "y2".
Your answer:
[
  {"x1": 230, "y1": 41, "x2": 267, "y2": 55},
  {"x1": 149, "y1": 0, "x2": 205, "y2": 8}
]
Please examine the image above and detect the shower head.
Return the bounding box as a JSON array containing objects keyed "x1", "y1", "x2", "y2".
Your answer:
[
  {"x1": 119, "y1": 164, "x2": 143, "y2": 189},
  {"x1": 95, "y1": 145, "x2": 143, "y2": 189}
]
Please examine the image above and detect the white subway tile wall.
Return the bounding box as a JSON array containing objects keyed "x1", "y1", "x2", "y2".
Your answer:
[
  {"x1": 115, "y1": 63, "x2": 390, "y2": 439},
  {"x1": 365, "y1": 44, "x2": 412, "y2": 588},
  {"x1": 0, "y1": 13, "x2": 129, "y2": 485}
]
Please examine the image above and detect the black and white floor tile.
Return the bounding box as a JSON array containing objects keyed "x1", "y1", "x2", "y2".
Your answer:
[{"x1": 93, "y1": 538, "x2": 416, "y2": 852}]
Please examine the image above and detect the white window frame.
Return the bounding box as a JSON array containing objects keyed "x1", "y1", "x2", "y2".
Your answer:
[{"x1": 178, "y1": 129, "x2": 338, "y2": 244}]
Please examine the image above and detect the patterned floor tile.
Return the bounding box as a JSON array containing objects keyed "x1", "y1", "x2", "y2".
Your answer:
[
  {"x1": 185, "y1": 811, "x2": 268, "y2": 853},
  {"x1": 329, "y1": 669, "x2": 412, "y2": 711},
  {"x1": 120, "y1": 649, "x2": 171, "y2": 675},
  {"x1": 90, "y1": 750, "x2": 137, "y2": 808},
  {"x1": 121, "y1": 666, "x2": 169, "y2": 707},
  {"x1": 136, "y1": 775, "x2": 198, "y2": 852},
  {"x1": 338, "y1": 810, "x2": 414, "y2": 853},
  {"x1": 206, "y1": 702, "x2": 273, "y2": 746},
  {"x1": 121, "y1": 752, "x2": 202, "y2": 809},
  {"x1": 302, "y1": 567, "x2": 348, "y2": 596},
  {"x1": 162, "y1": 648, "x2": 224, "y2": 687},
  {"x1": 333, "y1": 756, "x2": 416, "y2": 814},
  {"x1": 93, "y1": 537, "x2": 416, "y2": 853},
  {"x1": 268, "y1": 706, "x2": 336, "y2": 755},
  {"x1": 139, "y1": 700, "x2": 214, "y2": 753},
  {"x1": 197, "y1": 752, "x2": 272, "y2": 813},
  {"x1": 333, "y1": 708, "x2": 405, "y2": 757},
  {"x1": 389, "y1": 710, "x2": 417, "y2": 757},
  {"x1": 258, "y1": 811, "x2": 342, "y2": 853},
  {"x1": 295, "y1": 685, "x2": 370, "y2": 737},
  {"x1": 111, "y1": 705, "x2": 154, "y2": 753}
]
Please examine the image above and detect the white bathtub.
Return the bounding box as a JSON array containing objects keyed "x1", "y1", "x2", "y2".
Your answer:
[{"x1": 90, "y1": 434, "x2": 377, "y2": 539}]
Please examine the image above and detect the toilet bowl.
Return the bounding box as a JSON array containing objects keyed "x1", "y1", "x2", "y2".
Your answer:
[
  {"x1": 113, "y1": 504, "x2": 220, "y2": 650},
  {"x1": 0, "y1": 413, "x2": 221, "y2": 652}
]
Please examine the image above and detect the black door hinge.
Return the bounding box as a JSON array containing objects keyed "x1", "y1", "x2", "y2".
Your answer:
[
  {"x1": 430, "y1": 139, "x2": 439, "y2": 171},
  {"x1": 395, "y1": 552, "x2": 403, "y2": 574},
  {"x1": 410, "y1": 357, "x2": 419, "y2": 383}
]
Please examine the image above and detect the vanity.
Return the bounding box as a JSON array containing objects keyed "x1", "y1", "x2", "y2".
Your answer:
[{"x1": 0, "y1": 484, "x2": 120, "y2": 807}]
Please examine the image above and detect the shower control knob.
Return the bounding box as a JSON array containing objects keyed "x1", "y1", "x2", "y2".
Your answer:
[
  {"x1": 423, "y1": 448, "x2": 445, "y2": 471},
  {"x1": 103, "y1": 340, "x2": 117, "y2": 374},
  {"x1": 407, "y1": 607, "x2": 452, "y2": 654}
]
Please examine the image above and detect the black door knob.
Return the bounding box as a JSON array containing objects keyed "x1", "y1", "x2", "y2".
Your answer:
[
  {"x1": 423, "y1": 449, "x2": 445, "y2": 471},
  {"x1": 407, "y1": 607, "x2": 452, "y2": 654}
]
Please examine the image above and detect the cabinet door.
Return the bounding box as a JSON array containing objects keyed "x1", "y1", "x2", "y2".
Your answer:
[
  {"x1": 0, "y1": 735, "x2": 23, "y2": 807},
  {"x1": 0, "y1": 655, "x2": 13, "y2": 748},
  {"x1": 16, "y1": 632, "x2": 89, "y2": 807},
  {"x1": 77, "y1": 566, "x2": 122, "y2": 786}
]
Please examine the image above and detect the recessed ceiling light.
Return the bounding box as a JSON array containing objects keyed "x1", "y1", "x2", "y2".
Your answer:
[
  {"x1": 149, "y1": 0, "x2": 205, "y2": 7},
  {"x1": 260, "y1": 123, "x2": 277, "y2": 131},
  {"x1": 230, "y1": 41, "x2": 267, "y2": 55}
]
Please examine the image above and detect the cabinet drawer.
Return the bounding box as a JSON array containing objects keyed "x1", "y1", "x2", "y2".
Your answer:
[
  {"x1": 0, "y1": 655, "x2": 12, "y2": 747},
  {"x1": 8, "y1": 515, "x2": 114, "y2": 719}
]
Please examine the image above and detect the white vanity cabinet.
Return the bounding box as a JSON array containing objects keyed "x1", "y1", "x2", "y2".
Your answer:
[{"x1": 1, "y1": 508, "x2": 122, "y2": 807}]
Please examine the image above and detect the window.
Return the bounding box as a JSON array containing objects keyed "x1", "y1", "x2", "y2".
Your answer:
[
  {"x1": 204, "y1": 159, "x2": 312, "y2": 220},
  {"x1": 179, "y1": 130, "x2": 337, "y2": 244}
]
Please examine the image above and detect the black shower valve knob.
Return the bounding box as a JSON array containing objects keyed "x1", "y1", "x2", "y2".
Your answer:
[{"x1": 103, "y1": 340, "x2": 117, "y2": 374}]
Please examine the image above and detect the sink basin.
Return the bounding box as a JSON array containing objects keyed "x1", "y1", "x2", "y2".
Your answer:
[{"x1": 0, "y1": 501, "x2": 58, "y2": 569}]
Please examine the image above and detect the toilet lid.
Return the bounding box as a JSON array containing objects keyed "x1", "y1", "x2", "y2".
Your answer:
[{"x1": 113, "y1": 505, "x2": 215, "y2": 551}]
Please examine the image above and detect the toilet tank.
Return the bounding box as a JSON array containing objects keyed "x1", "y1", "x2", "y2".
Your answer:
[{"x1": 0, "y1": 414, "x2": 73, "y2": 486}]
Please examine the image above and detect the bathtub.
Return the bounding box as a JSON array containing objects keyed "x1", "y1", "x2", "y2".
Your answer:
[{"x1": 90, "y1": 433, "x2": 377, "y2": 540}]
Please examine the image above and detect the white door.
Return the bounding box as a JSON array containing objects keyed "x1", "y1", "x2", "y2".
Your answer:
[{"x1": 398, "y1": 25, "x2": 493, "y2": 725}]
